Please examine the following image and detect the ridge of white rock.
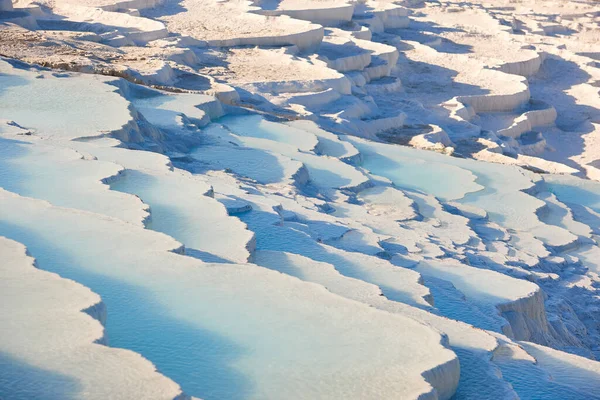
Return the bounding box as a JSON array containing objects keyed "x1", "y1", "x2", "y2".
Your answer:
[
  {"x1": 251, "y1": 0, "x2": 355, "y2": 27},
  {"x1": 145, "y1": 0, "x2": 325, "y2": 51},
  {"x1": 0, "y1": 137, "x2": 150, "y2": 225},
  {"x1": 0, "y1": 236, "x2": 188, "y2": 400},
  {"x1": 2, "y1": 0, "x2": 600, "y2": 398},
  {"x1": 3, "y1": 0, "x2": 599, "y2": 174},
  {"x1": 0, "y1": 188, "x2": 460, "y2": 400},
  {"x1": 38, "y1": 4, "x2": 169, "y2": 45}
]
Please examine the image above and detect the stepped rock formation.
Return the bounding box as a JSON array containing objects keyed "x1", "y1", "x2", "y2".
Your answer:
[{"x1": 1, "y1": 0, "x2": 600, "y2": 398}]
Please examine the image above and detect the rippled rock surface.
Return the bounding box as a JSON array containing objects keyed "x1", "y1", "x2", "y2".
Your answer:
[{"x1": 1, "y1": 0, "x2": 600, "y2": 397}]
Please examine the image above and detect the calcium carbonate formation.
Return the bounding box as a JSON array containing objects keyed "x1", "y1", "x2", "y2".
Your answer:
[{"x1": 1, "y1": 0, "x2": 600, "y2": 399}]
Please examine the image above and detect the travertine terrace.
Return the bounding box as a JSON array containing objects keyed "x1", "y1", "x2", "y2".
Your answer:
[{"x1": 1, "y1": 0, "x2": 600, "y2": 399}]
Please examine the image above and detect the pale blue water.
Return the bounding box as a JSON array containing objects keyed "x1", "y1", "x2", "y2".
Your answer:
[
  {"x1": 345, "y1": 136, "x2": 482, "y2": 201},
  {"x1": 109, "y1": 169, "x2": 250, "y2": 263},
  {"x1": 544, "y1": 175, "x2": 600, "y2": 213},
  {"x1": 4, "y1": 103, "x2": 600, "y2": 400},
  {"x1": 197, "y1": 117, "x2": 366, "y2": 189},
  {"x1": 496, "y1": 354, "x2": 600, "y2": 400},
  {"x1": 0, "y1": 138, "x2": 144, "y2": 223},
  {"x1": 0, "y1": 219, "x2": 252, "y2": 400},
  {"x1": 189, "y1": 144, "x2": 296, "y2": 184},
  {"x1": 0, "y1": 189, "x2": 438, "y2": 399},
  {"x1": 131, "y1": 87, "x2": 219, "y2": 130},
  {"x1": 237, "y1": 208, "x2": 424, "y2": 307},
  {"x1": 220, "y1": 114, "x2": 317, "y2": 151},
  {"x1": 344, "y1": 136, "x2": 550, "y2": 230},
  {"x1": 0, "y1": 138, "x2": 32, "y2": 195},
  {"x1": 0, "y1": 351, "x2": 82, "y2": 400}
]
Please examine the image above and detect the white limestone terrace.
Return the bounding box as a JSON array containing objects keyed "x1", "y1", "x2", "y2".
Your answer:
[
  {"x1": 0, "y1": 0, "x2": 598, "y2": 176},
  {"x1": 143, "y1": 0, "x2": 324, "y2": 51},
  {"x1": 0, "y1": 236, "x2": 187, "y2": 400},
  {"x1": 3, "y1": 0, "x2": 600, "y2": 398},
  {"x1": 391, "y1": 0, "x2": 600, "y2": 176},
  {"x1": 189, "y1": 115, "x2": 371, "y2": 191},
  {"x1": 0, "y1": 189, "x2": 460, "y2": 400},
  {"x1": 345, "y1": 135, "x2": 580, "y2": 250},
  {"x1": 316, "y1": 33, "x2": 372, "y2": 73},
  {"x1": 0, "y1": 59, "x2": 133, "y2": 141},
  {"x1": 251, "y1": 0, "x2": 355, "y2": 27},
  {"x1": 415, "y1": 258, "x2": 551, "y2": 340},
  {"x1": 212, "y1": 47, "x2": 352, "y2": 96},
  {"x1": 29, "y1": 0, "x2": 163, "y2": 10},
  {"x1": 129, "y1": 85, "x2": 225, "y2": 130},
  {"x1": 1, "y1": 57, "x2": 592, "y2": 396},
  {"x1": 0, "y1": 26, "x2": 162, "y2": 82},
  {"x1": 189, "y1": 114, "x2": 594, "y2": 350},
  {"x1": 233, "y1": 191, "x2": 432, "y2": 307},
  {"x1": 285, "y1": 119, "x2": 361, "y2": 163},
  {"x1": 35, "y1": 4, "x2": 169, "y2": 45},
  {"x1": 108, "y1": 165, "x2": 256, "y2": 263},
  {"x1": 391, "y1": 41, "x2": 532, "y2": 129},
  {"x1": 406, "y1": 6, "x2": 543, "y2": 77},
  {"x1": 0, "y1": 70, "x2": 596, "y2": 400},
  {"x1": 0, "y1": 136, "x2": 149, "y2": 225},
  {"x1": 0, "y1": 57, "x2": 226, "y2": 150},
  {"x1": 198, "y1": 143, "x2": 600, "y2": 398},
  {"x1": 250, "y1": 250, "x2": 600, "y2": 400},
  {"x1": 0, "y1": 58, "x2": 251, "y2": 260},
  {"x1": 0, "y1": 60, "x2": 462, "y2": 399}
]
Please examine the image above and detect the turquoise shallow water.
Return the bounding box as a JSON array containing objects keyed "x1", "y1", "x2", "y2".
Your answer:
[
  {"x1": 544, "y1": 174, "x2": 600, "y2": 213},
  {"x1": 109, "y1": 169, "x2": 251, "y2": 263},
  {"x1": 344, "y1": 136, "x2": 560, "y2": 232},
  {"x1": 344, "y1": 136, "x2": 483, "y2": 201},
  {"x1": 4, "y1": 106, "x2": 600, "y2": 400},
  {"x1": 0, "y1": 218, "x2": 253, "y2": 399},
  {"x1": 0, "y1": 159, "x2": 445, "y2": 400}
]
